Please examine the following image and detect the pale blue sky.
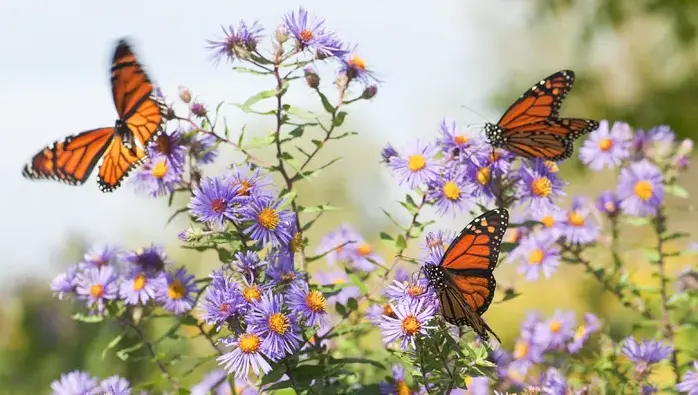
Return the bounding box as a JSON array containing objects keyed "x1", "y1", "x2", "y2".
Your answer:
[{"x1": 0, "y1": 1, "x2": 529, "y2": 285}]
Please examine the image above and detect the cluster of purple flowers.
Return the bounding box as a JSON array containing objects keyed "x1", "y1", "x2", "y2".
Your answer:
[
  {"x1": 50, "y1": 370, "x2": 131, "y2": 395},
  {"x1": 50, "y1": 243, "x2": 197, "y2": 315}
]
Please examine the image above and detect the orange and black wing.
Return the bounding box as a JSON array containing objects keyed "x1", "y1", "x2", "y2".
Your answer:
[
  {"x1": 439, "y1": 208, "x2": 509, "y2": 314},
  {"x1": 503, "y1": 118, "x2": 599, "y2": 161},
  {"x1": 497, "y1": 70, "x2": 576, "y2": 130},
  {"x1": 110, "y1": 39, "x2": 166, "y2": 147},
  {"x1": 97, "y1": 134, "x2": 148, "y2": 192},
  {"x1": 22, "y1": 128, "x2": 115, "y2": 186},
  {"x1": 438, "y1": 284, "x2": 501, "y2": 343}
]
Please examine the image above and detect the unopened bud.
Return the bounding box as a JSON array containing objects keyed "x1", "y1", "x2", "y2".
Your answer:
[
  {"x1": 361, "y1": 85, "x2": 377, "y2": 100},
  {"x1": 275, "y1": 24, "x2": 290, "y2": 44},
  {"x1": 190, "y1": 102, "x2": 207, "y2": 118},
  {"x1": 304, "y1": 67, "x2": 320, "y2": 89},
  {"x1": 178, "y1": 86, "x2": 192, "y2": 104}
]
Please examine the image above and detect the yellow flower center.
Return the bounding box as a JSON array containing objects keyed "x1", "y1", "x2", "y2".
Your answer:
[
  {"x1": 383, "y1": 303, "x2": 395, "y2": 318},
  {"x1": 454, "y1": 135, "x2": 468, "y2": 145},
  {"x1": 167, "y1": 279, "x2": 185, "y2": 300},
  {"x1": 464, "y1": 376, "x2": 473, "y2": 387},
  {"x1": 233, "y1": 180, "x2": 252, "y2": 196},
  {"x1": 258, "y1": 207, "x2": 279, "y2": 230},
  {"x1": 349, "y1": 55, "x2": 366, "y2": 71},
  {"x1": 598, "y1": 138, "x2": 613, "y2": 152},
  {"x1": 531, "y1": 177, "x2": 552, "y2": 197},
  {"x1": 568, "y1": 211, "x2": 585, "y2": 227},
  {"x1": 477, "y1": 167, "x2": 491, "y2": 185},
  {"x1": 151, "y1": 160, "x2": 168, "y2": 179},
  {"x1": 305, "y1": 290, "x2": 327, "y2": 312},
  {"x1": 268, "y1": 313, "x2": 290, "y2": 335},
  {"x1": 299, "y1": 29, "x2": 314, "y2": 42},
  {"x1": 406, "y1": 284, "x2": 424, "y2": 297},
  {"x1": 549, "y1": 320, "x2": 561, "y2": 333},
  {"x1": 541, "y1": 215, "x2": 555, "y2": 228},
  {"x1": 633, "y1": 180, "x2": 654, "y2": 201},
  {"x1": 442, "y1": 181, "x2": 461, "y2": 200},
  {"x1": 407, "y1": 154, "x2": 426, "y2": 172},
  {"x1": 401, "y1": 315, "x2": 421, "y2": 335},
  {"x1": 238, "y1": 333, "x2": 261, "y2": 353},
  {"x1": 574, "y1": 325, "x2": 586, "y2": 341},
  {"x1": 90, "y1": 284, "x2": 104, "y2": 298},
  {"x1": 605, "y1": 202, "x2": 617, "y2": 213},
  {"x1": 528, "y1": 249, "x2": 544, "y2": 265},
  {"x1": 243, "y1": 285, "x2": 262, "y2": 302},
  {"x1": 396, "y1": 380, "x2": 410, "y2": 395},
  {"x1": 357, "y1": 243, "x2": 372, "y2": 256},
  {"x1": 544, "y1": 160, "x2": 559, "y2": 173},
  {"x1": 132, "y1": 273, "x2": 146, "y2": 291},
  {"x1": 514, "y1": 340, "x2": 529, "y2": 359}
]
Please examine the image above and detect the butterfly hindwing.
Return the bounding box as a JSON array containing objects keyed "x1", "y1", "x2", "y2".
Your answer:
[{"x1": 97, "y1": 134, "x2": 147, "y2": 192}]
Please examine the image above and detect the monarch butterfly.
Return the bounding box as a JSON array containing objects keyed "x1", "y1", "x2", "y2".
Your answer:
[
  {"x1": 22, "y1": 38, "x2": 166, "y2": 192},
  {"x1": 423, "y1": 208, "x2": 509, "y2": 343},
  {"x1": 484, "y1": 70, "x2": 598, "y2": 161}
]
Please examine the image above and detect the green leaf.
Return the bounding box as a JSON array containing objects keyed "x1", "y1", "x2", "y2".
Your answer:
[
  {"x1": 500, "y1": 290, "x2": 522, "y2": 303},
  {"x1": 335, "y1": 302, "x2": 347, "y2": 316},
  {"x1": 328, "y1": 357, "x2": 384, "y2": 369},
  {"x1": 379, "y1": 232, "x2": 394, "y2": 241},
  {"x1": 237, "y1": 124, "x2": 246, "y2": 146},
  {"x1": 178, "y1": 315, "x2": 199, "y2": 326},
  {"x1": 395, "y1": 235, "x2": 407, "y2": 250},
  {"x1": 381, "y1": 209, "x2": 405, "y2": 230},
  {"x1": 243, "y1": 133, "x2": 275, "y2": 149},
  {"x1": 624, "y1": 217, "x2": 652, "y2": 227},
  {"x1": 279, "y1": 190, "x2": 297, "y2": 208},
  {"x1": 644, "y1": 249, "x2": 661, "y2": 263},
  {"x1": 72, "y1": 312, "x2": 104, "y2": 323},
  {"x1": 260, "y1": 363, "x2": 287, "y2": 386},
  {"x1": 286, "y1": 105, "x2": 317, "y2": 120},
  {"x1": 236, "y1": 84, "x2": 287, "y2": 112},
  {"x1": 116, "y1": 342, "x2": 144, "y2": 361},
  {"x1": 500, "y1": 242, "x2": 518, "y2": 253},
  {"x1": 299, "y1": 204, "x2": 340, "y2": 213},
  {"x1": 288, "y1": 126, "x2": 305, "y2": 138},
  {"x1": 662, "y1": 232, "x2": 690, "y2": 242},
  {"x1": 217, "y1": 248, "x2": 232, "y2": 263},
  {"x1": 666, "y1": 184, "x2": 689, "y2": 198},
  {"x1": 232, "y1": 66, "x2": 272, "y2": 75},
  {"x1": 317, "y1": 90, "x2": 335, "y2": 114},
  {"x1": 333, "y1": 111, "x2": 348, "y2": 127},
  {"x1": 101, "y1": 334, "x2": 124, "y2": 360}
]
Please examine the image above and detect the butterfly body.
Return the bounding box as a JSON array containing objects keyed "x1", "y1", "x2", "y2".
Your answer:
[
  {"x1": 22, "y1": 39, "x2": 166, "y2": 192},
  {"x1": 484, "y1": 70, "x2": 599, "y2": 161},
  {"x1": 423, "y1": 208, "x2": 509, "y2": 343}
]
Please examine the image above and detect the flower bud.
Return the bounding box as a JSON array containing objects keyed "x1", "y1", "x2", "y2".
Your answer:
[
  {"x1": 304, "y1": 67, "x2": 320, "y2": 89},
  {"x1": 275, "y1": 24, "x2": 290, "y2": 45},
  {"x1": 190, "y1": 102, "x2": 207, "y2": 118},
  {"x1": 361, "y1": 85, "x2": 377, "y2": 100},
  {"x1": 178, "y1": 86, "x2": 192, "y2": 104}
]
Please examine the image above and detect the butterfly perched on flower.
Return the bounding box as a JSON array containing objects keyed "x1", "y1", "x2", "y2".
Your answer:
[
  {"x1": 423, "y1": 208, "x2": 509, "y2": 343},
  {"x1": 22, "y1": 38, "x2": 166, "y2": 192},
  {"x1": 484, "y1": 70, "x2": 598, "y2": 161}
]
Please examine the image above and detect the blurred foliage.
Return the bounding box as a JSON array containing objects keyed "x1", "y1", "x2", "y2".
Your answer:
[{"x1": 492, "y1": 0, "x2": 698, "y2": 139}]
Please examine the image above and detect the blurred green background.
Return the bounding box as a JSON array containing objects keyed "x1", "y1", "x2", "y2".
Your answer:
[{"x1": 3, "y1": 0, "x2": 698, "y2": 393}]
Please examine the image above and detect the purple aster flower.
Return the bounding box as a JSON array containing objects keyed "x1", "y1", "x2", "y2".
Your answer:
[
  {"x1": 283, "y1": 7, "x2": 347, "y2": 58},
  {"x1": 381, "y1": 143, "x2": 399, "y2": 163},
  {"x1": 516, "y1": 159, "x2": 566, "y2": 211},
  {"x1": 568, "y1": 313, "x2": 602, "y2": 353},
  {"x1": 122, "y1": 244, "x2": 171, "y2": 274},
  {"x1": 133, "y1": 155, "x2": 182, "y2": 197},
  {"x1": 471, "y1": 144, "x2": 514, "y2": 177},
  {"x1": 529, "y1": 205, "x2": 566, "y2": 241},
  {"x1": 233, "y1": 250, "x2": 264, "y2": 280},
  {"x1": 313, "y1": 269, "x2": 361, "y2": 306},
  {"x1": 226, "y1": 164, "x2": 274, "y2": 200},
  {"x1": 379, "y1": 364, "x2": 414, "y2": 395},
  {"x1": 642, "y1": 384, "x2": 659, "y2": 395},
  {"x1": 119, "y1": 267, "x2": 160, "y2": 305},
  {"x1": 199, "y1": 274, "x2": 246, "y2": 330},
  {"x1": 539, "y1": 309, "x2": 576, "y2": 350},
  {"x1": 189, "y1": 131, "x2": 219, "y2": 164},
  {"x1": 621, "y1": 336, "x2": 673, "y2": 375},
  {"x1": 509, "y1": 233, "x2": 561, "y2": 281},
  {"x1": 188, "y1": 175, "x2": 244, "y2": 229},
  {"x1": 366, "y1": 303, "x2": 394, "y2": 324},
  {"x1": 80, "y1": 244, "x2": 120, "y2": 269},
  {"x1": 463, "y1": 376, "x2": 489, "y2": 395},
  {"x1": 208, "y1": 21, "x2": 264, "y2": 64},
  {"x1": 248, "y1": 292, "x2": 302, "y2": 360},
  {"x1": 617, "y1": 160, "x2": 665, "y2": 217},
  {"x1": 190, "y1": 101, "x2": 208, "y2": 118},
  {"x1": 437, "y1": 118, "x2": 480, "y2": 157},
  {"x1": 394, "y1": 267, "x2": 411, "y2": 283},
  {"x1": 540, "y1": 367, "x2": 567, "y2": 395},
  {"x1": 426, "y1": 167, "x2": 476, "y2": 217},
  {"x1": 633, "y1": 125, "x2": 676, "y2": 159},
  {"x1": 50, "y1": 370, "x2": 99, "y2": 395},
  {"x1": 346, "y1": 238, "x2": 383, "y2": 272},
  {"x1": 155, "y1": 267, "x2": 198, "y2": 314},
  {"x1": 380, "y1": 299, "x2": 436, "y2": 350},
  {"x1": 266, "y1": 249, "x2": 303, "y2": 288},
  {"x1": 217, "y1": 330, "x2": 272, "y2": 378},
  {"x1": 389, "y1": 140, "x2": 441, "y2": 189},
  {"x1": 579, "y1": 120, "x2": 631, "y2": 170},
  {"x1": 596, "y1": 191, "x2": 621, "y2": 217},
  {"x1": 677, "y1": 361, "x2": 698, "y2": 394},
  {"x1": 51, "y1": 264, "x2": 79, "y2": 300},
  {"x1": 511, "y1": 312, "x2": 550, "y2": 372},
  {"x1": 287, "y1": 281, "x2": 330, "y2": 329},
  {"x1": 464, "y1": 154, "x2": 497, "y2": 204},
  {"x1": 100, "y1": 375, "x2": 131, "y2": 395},
  {"x1": 240, "y1": 278, "x2": 263, "y2": 307},
  {"x1": 241, "y1": 195, "x2": 294, "y2": 247},
  {"x1": 316, "y1": 224, "x2": 361, "y2": 265},
  {"x1": 190, "y1": 369, "x2": 231, "y2": 395},
  {"x1": 489, "y1": 347, "x2": 513, "y2": 379},
  {"x1": 149, "y1": 130, "x2": 187, "y2": 168},
  {"x1": 384, "y1": 277, "x2": 435, "y2": 305},
  {"x1": 422, "y1": 230, "x2": 456, "y2": 259},
  {"x1": 75, "y1": 266, "x2": 119, "y2": 314},
  {"x1": 561, "y1": 197, "x2": 600, "y2": 245}
]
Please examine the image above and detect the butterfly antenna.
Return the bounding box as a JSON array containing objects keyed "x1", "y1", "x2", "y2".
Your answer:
[{"x1": 460, "y1": 105, "x2": 492, "y2": 124}]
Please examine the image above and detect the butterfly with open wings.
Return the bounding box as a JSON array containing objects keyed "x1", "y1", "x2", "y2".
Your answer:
[
  {"x1": 22, "y1": 39, "x2": 166, "y2": 192},
  {"x1": 484, "y1": 70, "x2": 599, "y2": 162},
  {"x1": 423, "y1": 208, "x2": 509, "y2": 343}
]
